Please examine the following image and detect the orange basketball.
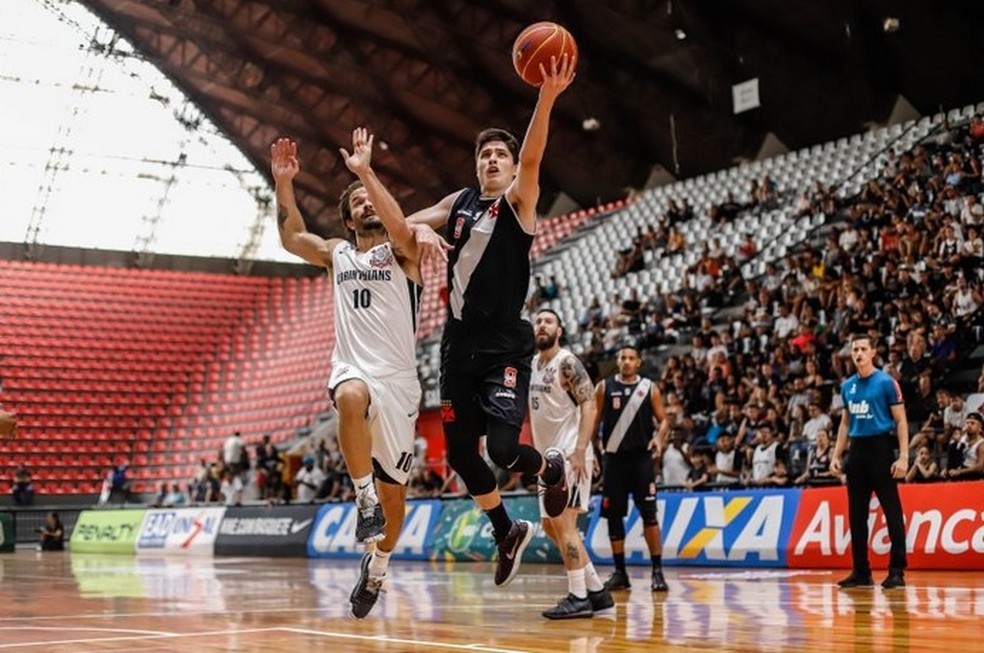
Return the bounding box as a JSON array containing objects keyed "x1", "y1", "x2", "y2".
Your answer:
[{"x1": 512, "y1": 22, "x2": 578, "y2": 87}]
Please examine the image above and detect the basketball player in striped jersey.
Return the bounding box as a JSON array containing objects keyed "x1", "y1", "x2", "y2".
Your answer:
[
  {"x1": 529, "y1": 309, "x2": 614, "y2": 619},
  {"x1": 397, "y1": 55, "x2": 575, "y2": 586},
  {"x1": 593, "y1": 346, "x2": 670, "y2": 592},
  {"x1": 273, "y1": 129, "x2": 437, "y2": 619}
]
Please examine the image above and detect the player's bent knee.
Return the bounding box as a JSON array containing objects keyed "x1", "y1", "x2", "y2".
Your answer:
[
  {"x1": 486, "y1": 438, "x2": 521, "y2": 470},
  {"x1": 332, "y1": 380, "x2": 370, "y2": 415}
]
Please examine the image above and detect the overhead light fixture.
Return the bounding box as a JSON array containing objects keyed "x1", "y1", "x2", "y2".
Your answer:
[
  {"x1": 883, "y1": 17, "x2": 900, "y2": 33},
  {"x1": 674, "y1": 28, "x2": 687, "y2": 41},
  {"x1": 582, "y1": 117, "x2": 601, "y2": 131}
]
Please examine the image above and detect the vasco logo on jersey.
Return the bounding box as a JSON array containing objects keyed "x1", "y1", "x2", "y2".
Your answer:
[
  {"x1": 503, "y1": 367, "x2": 518, "y2": 388},
  {"x1": 369, "y1": 245, "x2": 393, "y2": 269}
]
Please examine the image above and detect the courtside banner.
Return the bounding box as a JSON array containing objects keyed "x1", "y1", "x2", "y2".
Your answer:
[
  {"x1": 585, "y1": 489, "x2": 801, "y2": 567},
  {"x1": 428, "y1": 496, "x2": 563, "y2": 564},
  {"x1": 788, "y1": 481, "x2": 984, "y2": 570},
  {"x1": 307, "y1": 500, "x2": 442, "y2": 560},
  {"x1": 70, "y1": 509, "x2": 145, "y2": 554},
  {"x1": 136, "y1": 507, "x2": 226, "y2": 555},
  {"x1": 215, "y1": 505, "x2": 317, "y2": 557}
]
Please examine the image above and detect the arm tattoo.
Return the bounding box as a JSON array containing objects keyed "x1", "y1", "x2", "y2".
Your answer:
[
  {"x1": 276, "y1": 204, "x2": 288, "y2": 228},
  {"x1": 560, "y1": 354, "x2": 594, "y2": 405}
]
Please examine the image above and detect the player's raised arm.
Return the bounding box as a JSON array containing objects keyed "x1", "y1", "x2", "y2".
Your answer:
[
  {"x1": 272, "y1": 138, "x2": 343, "y2": 270},
  {"x1": 506, "y1": 54, "x2": 575, "y2": 233},
  {"x1": 341, "y1": 129, "x2": 414, "y2": 256}
]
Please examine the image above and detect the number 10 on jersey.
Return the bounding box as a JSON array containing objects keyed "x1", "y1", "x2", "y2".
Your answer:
[{"x1": 353, "y1": 289, "x2": 372, "y2": 309}]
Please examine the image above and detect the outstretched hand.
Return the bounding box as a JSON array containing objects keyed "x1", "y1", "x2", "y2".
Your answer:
[
  {"x1": 270, "y1": 138, "x2": 299, "y2": 182},
  {"x1": 537, "y1": 53, "x2": 576, "y2": 100},
  {"x1": 412, "y1": 224, "x2": 454, "y2": 265},
  {"x1": 340, "y1": 127, "x2": 373, "y2": 176}
]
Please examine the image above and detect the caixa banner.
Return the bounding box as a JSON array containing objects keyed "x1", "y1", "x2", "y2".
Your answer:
[
  {"x1": 585, "y1": 489, "x2": 801, "y2": 567},
  {"x1": 307, "y1": 500, "x2": 442, "y2": 560},
  {"x1": 788, "y1": 481, "x2": 984, "y2": 570}
]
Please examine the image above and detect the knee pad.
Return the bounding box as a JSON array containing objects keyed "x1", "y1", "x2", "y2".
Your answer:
[
  {"x1": 607, "y1": 518, "x2": 626, "y2": 541},
  {"x1": 485, "y1": 421, "x2": 522, "y2": 468},
  {"x1": 638, "y1": 498, "x2": 659, "y2": 527}
]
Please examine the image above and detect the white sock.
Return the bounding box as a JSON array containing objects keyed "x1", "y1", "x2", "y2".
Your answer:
[
  {"x1": 353, "y1": 475, "x2": 377, "y2": 506},
  {"x1": 567, "y1": 567, "x2": 587, "y2": 599},
  {"x1": 368, "y1": 548, "x2": 391, "y2": 578},
  {"x1": 584, "y1": 562, "x2": 604, "y2": 592}
]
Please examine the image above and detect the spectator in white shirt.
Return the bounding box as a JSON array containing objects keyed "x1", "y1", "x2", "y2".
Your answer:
[
  {"x1": 661, "y1": 429, "x2": 691, "y2": 487},
  {"x1": 838, "y1": 224, "x2": 859, "y2": 252},
  {"x1": 220, "y1": 469, "x2": 243, "y2": 506},
  {"x1": 802, "y1": 402, "x2": 833, "y2": 444},
  {"x1": 773, "y1": 303, "x2": 800, "y2": 340},
  {"x1": 944, "y1": 394, "x2": 970, "y2": 431},
  {"x1": 295, "y1": 456, "x2": 326, "y2": 503},
  {"x1": 961, "y1": 195, "x2": 983, "y2": 227},
  {"x1": 223, "y1": 432, "x2": 245, "y2": 475},
  {"x1": 749, "y1": 425, "x2": 779, "y2": 485}
]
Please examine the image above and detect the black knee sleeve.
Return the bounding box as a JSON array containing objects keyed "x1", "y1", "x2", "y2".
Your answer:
[
  {"x1": 638, "y1": 498, "x2": 659, "y2": 527},
  {"x1": 446, "y1": 429, "x2": 497, "y2": 496},
  {"x1": 486, "y1": 420, "x2": 541, "y2": 474},
  {"x1": 607, "y1": 517, "x2": 626, "y2": 541}
]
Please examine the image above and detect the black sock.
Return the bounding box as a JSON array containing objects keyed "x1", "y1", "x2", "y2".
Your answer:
[
  {"x1": 613, "y1": 552, "x2": 626, "y2": 573},
  {"x1": 486, "y1": 503, "x2": 512, "y2": 542},
  {"x1": 652, "y1": 554, "x2": 662, "y2": 572}
]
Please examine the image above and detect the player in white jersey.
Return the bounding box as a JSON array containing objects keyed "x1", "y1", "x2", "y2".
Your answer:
[
  {"x1": 529, "y1": 308, "x2": 615, "y2": 619},
  {"x1": 273, "y1": 128, "x2": 441, "y2": 619}
]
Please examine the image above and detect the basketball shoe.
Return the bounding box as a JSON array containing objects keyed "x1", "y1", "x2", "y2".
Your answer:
[{"x1": 494, "y1": 519, "x2": 533, "y2": 587}]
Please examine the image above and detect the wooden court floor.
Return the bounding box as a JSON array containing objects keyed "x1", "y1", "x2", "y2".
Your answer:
[{"x1": 0, "y1": 550, "x2": 981, "y2": 652}]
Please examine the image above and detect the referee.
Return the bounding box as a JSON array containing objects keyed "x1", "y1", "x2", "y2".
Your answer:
[{"x1": 831, "y1": 334, "x2": 909, "y2": 589}]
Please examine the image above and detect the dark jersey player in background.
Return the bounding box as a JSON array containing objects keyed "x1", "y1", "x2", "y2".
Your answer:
[
  {"x1": 593, "y1": 345, "x2": 671, "y2": 592},
  {"x1": 386, "y1": 55, "x2": 574, "y2": 586}
]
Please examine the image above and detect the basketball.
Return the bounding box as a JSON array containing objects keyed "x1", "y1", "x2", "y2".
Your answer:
[
  {"x1": 512, "y1": 22, "x2": 578, "y2": 87},
  {"x1": 0, "y1": 410, "x2": 16, "y2": 438}
]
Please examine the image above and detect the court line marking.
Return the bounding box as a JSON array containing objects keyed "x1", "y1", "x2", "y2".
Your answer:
[
  {"x1": 0, "y1": 627, "x2": 279, "y2": 649},
  {"x1": 280, "y1": 627, "x2": 530, "y2": 653},
  {"x1": 0, "y1": 607, "x2": 322, "y2": 622},
  {"x1": 0, "y1": 626, "x2": 173, "y2": 636}
]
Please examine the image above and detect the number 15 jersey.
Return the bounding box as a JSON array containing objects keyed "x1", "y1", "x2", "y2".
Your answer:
[{"x1": 331, "y1": 241, "x2": 421, "y2": 378}]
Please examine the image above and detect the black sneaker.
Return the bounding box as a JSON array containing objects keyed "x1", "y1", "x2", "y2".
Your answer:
[
  {"x1": 604, "y1": 569, "x2": 631, "y2": 591},
  {"x1": 540, "y1": 448, "x2": 569, "y2": 519},
  {"x1": 651, "y1": 568, "x2": 669, "y2": 592},
  {"x1": 837, "y1": 571, "x2": 874, "y2": 588},
  {"x1": 494, "y1": 519, "x2": 533, "y2": 587},
  {"x1": 881, "y1": 569, "x2": 906, "y2": 589},
  {"x1": 588, "y1": 587, "x2": 615, "y2": 612},
  {"x1": 356, "y1": 502, "x2": 386, "y2": 543},
  {"x1": 543, "y1": 593, "x2": 593, "y2": 620},
  {"x1": 349, "y1": 552, "x2": 385, "y2": 619}
]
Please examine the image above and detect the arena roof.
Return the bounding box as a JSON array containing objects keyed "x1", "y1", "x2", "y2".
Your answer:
[{"x1": 78, "y1": 0, "x2": 984, "y2": 238}]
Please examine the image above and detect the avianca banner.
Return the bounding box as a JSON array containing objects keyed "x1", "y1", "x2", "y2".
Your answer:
[
  {"x1": 585, "y1": 489, "x2": 801, "y2": 567},
  {"x1": 788, "y1": 481, "x2": 984, "y2": 569}
]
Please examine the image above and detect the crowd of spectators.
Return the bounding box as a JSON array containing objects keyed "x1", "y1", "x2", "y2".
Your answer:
[{"x1": 624, "y1": 116, "x2": 984, "y2": 488}]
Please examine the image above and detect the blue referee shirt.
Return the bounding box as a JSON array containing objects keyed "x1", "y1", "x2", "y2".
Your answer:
[{"x1": 841, "y1": 368, "x2": 904, "y2": 437}]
